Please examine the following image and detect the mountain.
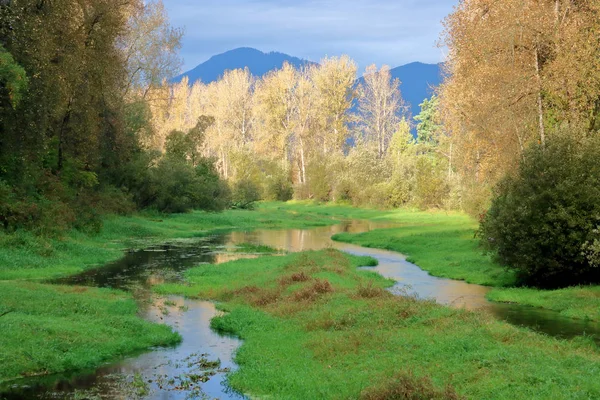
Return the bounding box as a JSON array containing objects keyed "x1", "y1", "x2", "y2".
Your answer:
[
  {"x1": 390, "y1": 62, "x2": 442, "y2": 120},
  {"x1": 357, "y1": 62, "x2": 442, "y2": 122},
  {"x1": 173, "y1": 47, "x2": 315, "y2": 84},
  {"x1": 175, "y1": 48, "x2": 443, "y2": 134}
]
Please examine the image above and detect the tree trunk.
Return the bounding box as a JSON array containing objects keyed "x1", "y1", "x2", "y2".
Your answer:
[
  {"x1": 57, "y1": 108, "x2": 72, "y2": 172},
  {"x1": 534, "y1": 46, "x2": 546, "y2": 147},
  {"x1": 300, "y1": 138, "x2": 306, "y2": 185}
]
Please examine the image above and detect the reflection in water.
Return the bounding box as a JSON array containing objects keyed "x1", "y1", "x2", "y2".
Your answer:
[{"x1": 2, "y1": 220, "x2": 598, "y2": 399}]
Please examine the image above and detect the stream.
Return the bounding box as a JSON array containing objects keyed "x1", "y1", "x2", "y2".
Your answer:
[{"x1": 2, "y1": 220, "x2": 599, "y2": 399}]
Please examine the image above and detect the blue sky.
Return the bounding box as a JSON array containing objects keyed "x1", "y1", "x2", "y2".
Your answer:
[{"x1": 165, "y1": 0, "x2": 457, "y2": 73}]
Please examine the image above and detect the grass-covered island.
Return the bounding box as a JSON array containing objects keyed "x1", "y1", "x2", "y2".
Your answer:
[{"x1": 156, "y1": 248, "x2": 600, "y2": 399}]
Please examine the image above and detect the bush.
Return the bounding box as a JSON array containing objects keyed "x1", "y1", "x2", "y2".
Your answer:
[
  {"x1": 413, "y1": 157, "x2": 449, "y2": 210},
  {"x1": 231, "y1": 178, "x2": 261, "y2": 209},
  {"x1": 263, "y1": 167, "x2": 293, "y2": 201},
  {"x1": 479, "y1": 136, "x2": 600, "y2": 288},
  {"x1": 121, "y1": 152, "x2": 229, "y2": 213}
]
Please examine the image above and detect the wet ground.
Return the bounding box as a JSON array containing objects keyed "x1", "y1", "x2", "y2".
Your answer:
[{"x1": 2, "y1": 221, "x2": 599, "y2": 399}]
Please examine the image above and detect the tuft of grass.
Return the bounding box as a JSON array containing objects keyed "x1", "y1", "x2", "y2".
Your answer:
[
  {"x1": 0, "y1": 282, "x2": 180, "y2": 384},
  {"x1": 157, "y1": 250, "x2": 600, "y2": 399},
  {"x1": 360, "y1": 371, "x2": 464, "y2": 400},
  {"x1": 233, "y1": 243, "x2": 283, "y2": 254}
]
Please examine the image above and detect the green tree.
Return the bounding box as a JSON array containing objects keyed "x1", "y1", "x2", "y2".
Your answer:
[
  {"x1": 415, "y1": 95, "x2": 442, "y2": 145},
  {"x1": 0, "y1": 45, "x2": 28, "y2": 108},
  {"x1": 479, "y1": 135, "x2": 600, "y2": 288}
]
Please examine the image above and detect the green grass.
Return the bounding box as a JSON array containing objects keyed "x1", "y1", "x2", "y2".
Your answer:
[
  {"x1": 157, "y1": 250, "x2": 600, "y2": 400},
  {"x1": 0, "y1": 204, "x2": 336, "y2": 281},
  {"x1": 232, "y1": 243, "x2": 283, "y2": 254},
  {"x1": 0, "y1": 282, "x2": 180, "y2": 384},
  {"x1": 329, "y1": 209, "x2": 516, "y2": 287},
  {"x1": 275, "y1": 202, "x2": 600, "y2": 321},
  {"x1": 0, "y1": 203, "x2": 339, "y2": 385},
  {"x1": 487, "y1": 286, "x2": 600, "y2": 321}
]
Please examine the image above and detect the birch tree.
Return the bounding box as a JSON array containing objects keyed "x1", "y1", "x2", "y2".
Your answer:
[
  {"x1": 356, "y1": 64, "x2": 406, "y2": 158},
  {"x1": 311, "y1": 56, "x2": 357, "y2": 155}
]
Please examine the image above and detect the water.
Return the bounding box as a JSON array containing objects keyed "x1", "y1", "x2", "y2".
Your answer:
[{"x1": 2, "y1": 221, "x2": 598, "y2": 399}]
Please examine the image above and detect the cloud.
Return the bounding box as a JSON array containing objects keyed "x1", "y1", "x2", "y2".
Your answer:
[{"x1": 165, "y1": 0, "x2": 456, "y2": 72}]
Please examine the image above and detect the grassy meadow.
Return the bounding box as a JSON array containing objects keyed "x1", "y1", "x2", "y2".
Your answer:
[
  {"x1": 0, "y1": 204, "x2": 337, "y2": 385},
  {"x1": 0, "y1": 282, "x2": 180, "y2": 384},
  {"x1": 270, "y1": 202, "x2": 600, "y2": 321},
  {"x1": 156, "y1": 249, "x2": 600, "y2": 399},
  {"x1": 1, "y1": 200, "x2": 599, "y2": 387}
]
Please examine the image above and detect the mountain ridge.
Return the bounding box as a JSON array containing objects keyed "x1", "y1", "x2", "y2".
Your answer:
[
  {"x1": 172, "y1": 47, "x2": 316, "y2": 84},
  {"x1": 174, "y1": 48, "x2": 443, "y2": 126}
]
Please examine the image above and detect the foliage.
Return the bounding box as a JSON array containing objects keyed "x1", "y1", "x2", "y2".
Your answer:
[
  {"x1": 230, "y1": 178, "x2": 261, "y2": 209},
  {"x1": 413, "y1": 156, "x2": 449, "y2": 209},
  {"x1": 479, "y1": 136, "x2": 600, "y2": 288},
  {"x1": 0, "y1": 45, "x2": 28, "y2": 108},
  {"x1": 262, "y1": 166, "x2": 293, "y2": 201},
  {"x1": 0, "y1": 0, "x2": 187, "y2": 235},
  {"x1": 415, "y1": 95, "x2": 442, "y2": 145},
  {"x1": 440, "y1": 0, "x2": 600, "y2": 214},
  {"x1": 123, "y1": 155, "x2": 229, "y2": 213}
]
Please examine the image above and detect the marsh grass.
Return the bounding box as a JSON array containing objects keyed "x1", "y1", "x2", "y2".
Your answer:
[
  {"x1": 0, "y1": 204, "x2": 336, "y2": 281},
  {"x1": 158, "y1": 249, "x2": 600, "y2": 399},
  {"x1": 0, "y1": 282, "x2": 180, "y2": 384},
  {"x1": 487, "y1": 286, "x2": 600, "y2": 321},
  {"x1": 0, "y1": 203, "x2": 336, "y2": 385},
  {"x1": 275, "y1": 201, "x2": 600, "y2": 321}
]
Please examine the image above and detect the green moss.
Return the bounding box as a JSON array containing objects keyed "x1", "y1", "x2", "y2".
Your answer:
[{"x1": 157, "y1": 250, "x2": 600, "y2": 399}]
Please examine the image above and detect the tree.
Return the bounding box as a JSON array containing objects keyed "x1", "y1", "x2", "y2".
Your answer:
[
  {"x1": 0, "y1": 45, "x2": 28, "y2": 109},
  {"x1": 121, "y1": 0, "x2": 183, "y2": 98},
  {"x1": 479, "y1": 135, "x2": 600, "y2": 288},
  {"x1": 356, "y1": 65, "x2": 406, "y2": 158},
  {"x1": 311, "y1": 56, "x2": 357, "y2": 155},
  {"x1": 204, "y1": 68, "x2": 255, "y2": 179},
  {"x1": 440, "y1": 0, "x2": 600, "y2": 214},
  {"x1": 415, "y1": 95, "x2": 442, "y2": 146},
  {"x1": 253, "y1": 62, "x2": 297, "y2": 164}
]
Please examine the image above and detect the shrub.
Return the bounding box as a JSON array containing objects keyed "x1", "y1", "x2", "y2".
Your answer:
[
  {"x1": 479, "y1": 136, "x2": 600, "y2": 287},
  {"x1": 122, "y1": 153, "x2": 229, "y2": 213},
  {"x1": 263, "y1": 168, "x2": 293, "y2": 201},
  {"x1": 230, "y1": 178, "x2": 261, "y2": 209},
  {"x1": 413, "y1": 157, "x2": 449, "y2": 210}
]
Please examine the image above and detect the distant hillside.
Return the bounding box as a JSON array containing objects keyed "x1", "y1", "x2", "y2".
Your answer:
[
  {"x1": 390, "y1": 62, "x2": 442, "y2": 120},
  {"x1": 358, "y1": 62, "x2": 443, "y2": 122},
  {"x1": 173, "y1": 47, "x2": 315, "y2": 84}
]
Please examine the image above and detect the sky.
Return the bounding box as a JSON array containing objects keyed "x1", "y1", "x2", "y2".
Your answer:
[{"x1": 164, "y1": 0, "x2": 457, "y2": 73}]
